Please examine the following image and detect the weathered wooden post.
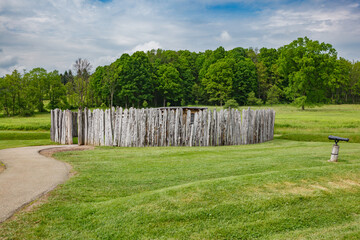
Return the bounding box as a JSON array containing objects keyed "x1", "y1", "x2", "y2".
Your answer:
[
  {"x1": 105, "y1": 109, "x2": 113, "y2": 146},
  {"x1": 50, "y1": 110, "x2": 54, "y2": 141},
  {"x1": 84, "y1": 107, "x2": 88, "y2": 145},
  {"x1": 328, "y1": 135, "x2": 349, "y2": 162},
  {"x1": 66, "y1": 110, "x2": 73, "y2": 145},
  {"x1": 78, "y1": 108, "x2": 84, "y2": 145}
]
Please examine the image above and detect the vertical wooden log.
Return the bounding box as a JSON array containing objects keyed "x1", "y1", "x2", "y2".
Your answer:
[
  {"x1": 50, "y1": 110, "x2": 54, "y2": 141},
  {"x1": 212, "y1": 109, "x2": 217, "y2": 146},
  {"x1": 99, "y1": 109, "x2": 105, "y2": 146},
  {"x1": 133, "y1": 108, "x2": 139, "y2": 147},
  {"x1": 206, "y1": 109, "x2": 211, "y2": 146},
  {"x1": 155, "y1": 109, "x2": 161, "y2": 146},
  {"x1": 271, "y1": 110, "x2": 276, "y2": 140},
  {"x1": 58, "y1": 110, "x2": 62, "y2": 144},
  {"x1": 118, "y1": 107, "x2": 123, "y2": 146},
  {"x1": 126, "y1": 108, "x2": 130, "y2": 147},
  {"x1": 113, "y1": 107, "x2": 119, "y2": 146},
  {"x1": 253, "y1": 110, "x2": 258, "y2": 144},
  {"x1": 93, "y1": 109, "x2": 98, "y2": 146},
  {"x1": 202, "y1": 110, "x2": 207, "y2": 146},
  {"x1": 160, "y1": 109, "x2": 166, "y2": 146},
  {"x1": 236, "y1": 110, "x2": 241, "y2": 145},
  {"x1": 151, "y1": 109, "x2": 156, "y2": 147},
  {"x1": 111, "y1": 106, "x2": 115, "y2": 136},
  {"x1": 220, "y1": 110, "x2": 224, "y2": 146},
  {"x1": 66, "y1": 110, "x2": 73, "y2": 145},
  {"x1": 78, "y1": 109, "x2": 84, "y2": 145},
  {"x1": 226, "y1": 109, "x2": 231, "y2": 145},
  {"x1": 105, "y1": 109, "x2": 112, "y2": 146},
  {"x1": 140, "y1": 108, "x2": 145, "y2": 147},
  {"x1": 242, "y1": 109, "x2": 247, "y2": 145},
  {"x1": 185, "y1": 110, "x2": 191, "y2": 146},
  {"x1": 170, "y1": 110, "x2": 175, "y2": 146},
  {"x1": 62, "y1": 110, "x2": 67, "y2": 144},
  {"x1": 146, "y1": 108, "x2": 151, "y2": 147},
  {"x1": 83, "y1": 108, "x2": 88, "y2": 145},
  {"x1": 265, "y1": 109, "x2": 268, "y2": 142},
  {"x1": 96, "y1": 109, "x2": 101, "y2": 146},
  {"x1": 121, "y1": 109, "x2": 127, "y2": 147},
  {"x1": 88, "y1": 109, "x2": 93, "y2": 145},
  {"x1": 54, "y1": 109, "x2": 58, "y2": 143},
  {"x1": 197, "y1": 110, "x2": 203, "y2": 146},
  {"x1": 174, "y1": 109, "x2": 179, "y2": 146},
  {"x1": 61, "y1": 110, "x2": 66, "y2": 145},
  {"x1": 189, "y1": 114, "x2": 195, "y2": 147}
]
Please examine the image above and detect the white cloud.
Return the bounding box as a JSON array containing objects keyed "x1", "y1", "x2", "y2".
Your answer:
[
  {"x1": 130, "y1": 41, "x2": 162, "y2": 53},
  {"x1": 0, "y1": 0, "x2": 359, "y2": 76},
  {"x1": 0, "y1": 55, "x2": 18, "y2": 69},
  {"x1": 219, "y1": 31, "x2": 231, "y2": 41}
]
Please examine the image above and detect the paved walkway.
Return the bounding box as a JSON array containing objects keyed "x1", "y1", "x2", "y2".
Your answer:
[{"x1": 0, "y1": 145, "x2": 78, "y2": 223}]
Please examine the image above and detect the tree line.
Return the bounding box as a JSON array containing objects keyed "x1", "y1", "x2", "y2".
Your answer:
[{"x1": 1, "y1": 37, "x2": 360, "y2": 116}]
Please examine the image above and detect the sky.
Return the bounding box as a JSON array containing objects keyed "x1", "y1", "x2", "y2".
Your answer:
[{"x1": 0, "y1": 0, "x2": 359, "y2": 76}]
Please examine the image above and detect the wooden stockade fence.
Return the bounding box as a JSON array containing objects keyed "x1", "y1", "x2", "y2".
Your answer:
[{"x1": 51, "y1": 107, "x2": 275, "y2": 147}]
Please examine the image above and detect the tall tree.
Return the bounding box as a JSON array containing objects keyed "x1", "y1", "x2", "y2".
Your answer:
[
  {"x1": 47, "y1": 70, "x2": 67, "y2": 109},
  {"x1": 73, "y1": 58, "x2": 92, "y2": 108},
  {"x1": 232, "y1": 58, "x2": 258, "y2": 105},
  {"x1": 202, "y1": 58, "x2": 234, "y2": 106},
  {"x1": 25, "y1": 68, "x2": 48, "y2": 112},
  {"x1": 278, "y1": 37, "x2": 337, "y2": 110},
  {"x1": 349, "y1": 61, "x2": 360, "y2": 103},
  {"x1": 156, "y1": 64, "x2": 183, "y2": 106}
]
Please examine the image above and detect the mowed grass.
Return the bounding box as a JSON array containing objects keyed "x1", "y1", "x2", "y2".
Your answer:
[
  {"x1": 1, "y1": 140, "x2": 360, "y2": 239},
  {"x1": 0, "y1": 105, "x2": 360, "y2": 239}
]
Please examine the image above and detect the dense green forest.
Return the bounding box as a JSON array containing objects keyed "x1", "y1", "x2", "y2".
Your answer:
[{"x1": 1, "y1": 37, "x2": 360, "y2": 116}]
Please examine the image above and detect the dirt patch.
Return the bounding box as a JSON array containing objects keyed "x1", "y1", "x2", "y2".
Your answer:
[{"x1": 39, "y1": 145, "x2": 94, "y2": 158}]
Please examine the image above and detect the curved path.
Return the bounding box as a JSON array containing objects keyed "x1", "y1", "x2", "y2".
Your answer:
[{"x1": 0, "y1": 145, "x2": 81, "y2": 223}]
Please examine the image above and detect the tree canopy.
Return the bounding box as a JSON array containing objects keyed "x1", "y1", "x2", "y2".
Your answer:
[{"x1": 1, "y1": 36, "x2": 359, "y2": 115}]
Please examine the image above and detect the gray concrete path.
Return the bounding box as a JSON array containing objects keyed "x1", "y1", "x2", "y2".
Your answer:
[{"x1": 0, "y1": 145, "x2": 77, "y2": 223}]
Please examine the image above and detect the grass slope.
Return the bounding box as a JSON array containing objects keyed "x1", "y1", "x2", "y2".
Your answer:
[
  {"x1": 0, "y1": 113, "x2": 51, "y2": 130},
  {"x1": 1, "y1": 140, "x2": 360, "y2": 239}
]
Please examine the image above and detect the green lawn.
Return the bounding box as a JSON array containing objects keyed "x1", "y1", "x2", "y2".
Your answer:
[
  {"x1": 1, "y1": 140, "x2": 360, "y2": 239},
  {"x1": 0, "y1": 105, "x2": 360, "y2": 239}
]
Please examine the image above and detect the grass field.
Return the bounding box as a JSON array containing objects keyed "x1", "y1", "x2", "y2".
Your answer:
[
  {"x1": 0, "y1": 104, "x2": 359, "y2": 239},
  {"x1": 1, "y1": 140, "x2": 360, "y2": 239}
]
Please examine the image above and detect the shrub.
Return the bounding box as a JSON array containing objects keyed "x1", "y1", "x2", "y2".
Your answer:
[
  {"x1": 247, "y1": 91, "x2": 263, "y2": 105},
  {"x1": 223, "y1": 99, "x2": 239, "y2": 109}
]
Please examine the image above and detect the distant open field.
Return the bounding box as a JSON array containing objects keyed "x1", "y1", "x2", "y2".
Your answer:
[{"x1": 0, "y1": 105, "x2": 359, "y2": 239}]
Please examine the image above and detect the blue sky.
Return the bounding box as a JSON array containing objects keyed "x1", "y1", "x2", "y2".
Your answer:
[{"x1": 0, "y1": 0, "x2": 359, "y2": 76}]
